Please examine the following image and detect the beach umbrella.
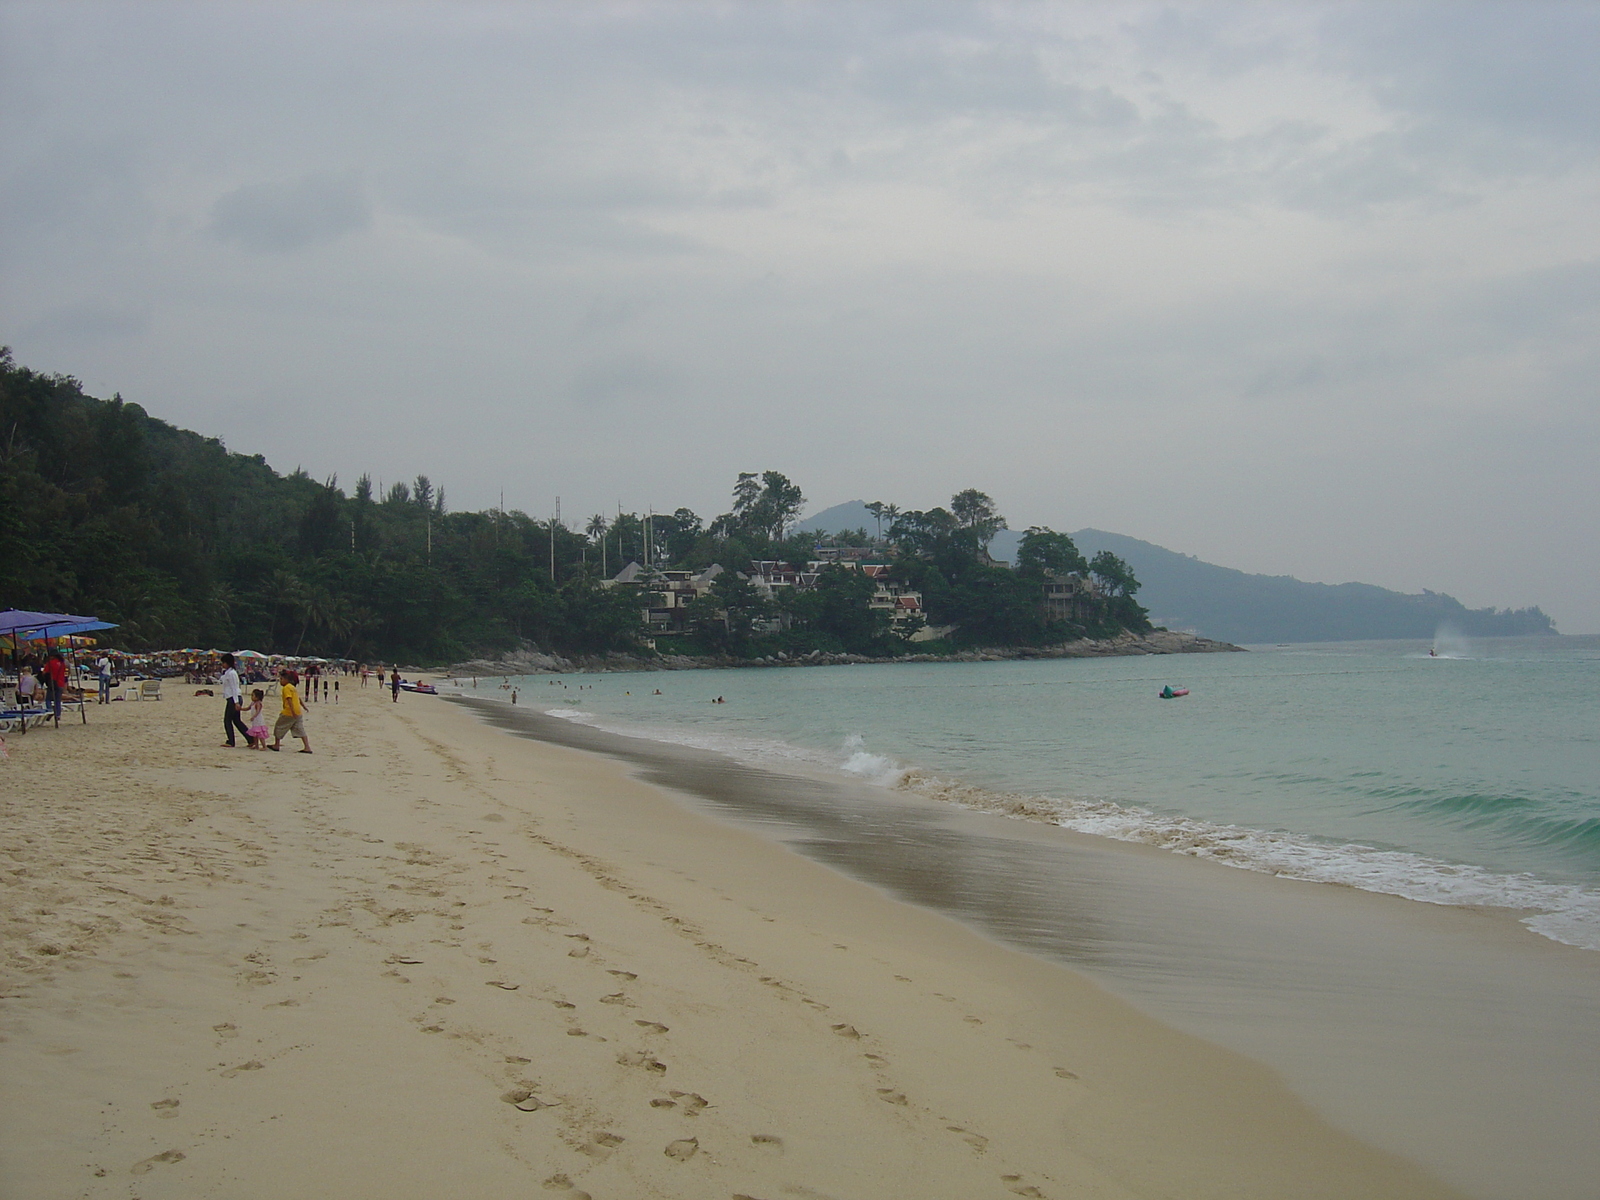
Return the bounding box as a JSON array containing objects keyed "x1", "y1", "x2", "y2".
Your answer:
[
  {"x1": 20, "y1": 620, "x2": 118, "y2": 640},
  {"x1": 0, "y1": 609, "x2": 95, "y2": 636},
  {"x1": 1, "y1": 610, "x2": 96, "y2": 671}
]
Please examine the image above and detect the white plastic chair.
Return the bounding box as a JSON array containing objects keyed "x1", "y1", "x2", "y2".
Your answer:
[{"x1": 138, "y1": 679, "x2": 163, "y2": 701}]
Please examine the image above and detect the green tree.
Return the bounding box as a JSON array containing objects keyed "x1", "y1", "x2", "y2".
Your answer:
[
  {"x1": 1089, "y1": 550, "x2": 1139, "y2": 598},
  {"x1": 950, "y1": 488, "x2": 1006, "y2": 552},
  {"x1": 1017, "y1": 527, "x2": 1088, "y2": 579}
]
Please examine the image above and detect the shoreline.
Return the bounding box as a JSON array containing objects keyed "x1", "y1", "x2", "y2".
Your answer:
[
  {"x1": 453, "y1": 692, "x2": 1600, "y2": 1200},
  {"x1": 2, "y1": 685, "x2": 1463, "y2": 1199},
  {"x1": 448, "y1": 628, "x2": 1244, "y2": 676}
]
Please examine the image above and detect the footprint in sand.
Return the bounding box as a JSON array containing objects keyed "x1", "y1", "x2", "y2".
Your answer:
[
  {"x1": 750, "y1": 1133, "x2": 783, "y2": 1154},
  {"x1": 568, "y1": 944, "x2": 590, "y2": 959},
  {"x1": 599, "y1": 992, "x2": 630, "y2": 1006},
  {"x1": 1001, "y1": 1175, "x2": 1045, "y2": 1197},
  {"x1": 667, "y1": 1091, "x2": 709, "y2": 1114},
  {"x1": 501, "y1": 1088, "x2": 559, "y2": 1112},
  {"x1": 634, "y1": 1020, "x2": 669, "y2": 1034},
  {"x1": 617, "y1": 1050, "x2": 667, "y2": 1073},
  {"x1": 663, "y1": 1137, "x2": 698, "y2": 1161},
  {"x1": 506, "y1": 1055, "x2": 532, "y2": 1064},
  {"x1": 487, "y1": 980, "x2": 520, "y2": 990},
  {"x1": 541, "y1": 1173, "x2": 592, "y2": 1199},
  {"x1": 553, "y1": 1001, "x2": 577, "y2": 1010},
  {"x1": 220, "y1": 1060, "x2": 264, "y2": 1079},
  {"x1": 651, "y1": 1098, "x2": 677, "y2": 1108},
  {"x1": 607, "y1": 970, "x2": 637, "y2": 980},
  {"x1": 946, "y1": 1125, "x2": 988, "y2": 1152},
  {"x1": 151, "y1": 1098, "x2": 180, "y2": 1118},
  {"x1": 876, "y1": 1088, "x2": 908, "y2": 1105},
  {"x1": 831, "y1": 1023, "x2": 861, "y2": 1039},
  {"x1": 1054, "y1": 1067, "x2": 1079, "y2": 1080},
  {"x1": 131, "y1": 1149, "x2": 185, "y2": 1174},
  {"x1": 583, "y1": 1131, "x2": 625, "y2": 1157},
  {"x1": 212, "y1": 1022, "x2": 238, "y2": 1039}
]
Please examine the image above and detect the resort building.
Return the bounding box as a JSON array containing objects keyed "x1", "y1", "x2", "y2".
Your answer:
[{"x1": 1040, "y1": 570, "x2": 1098, "y2": 623}]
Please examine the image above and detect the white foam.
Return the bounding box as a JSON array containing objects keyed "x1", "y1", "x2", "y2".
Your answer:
[
  {"x1": 525, "y1": 703, "x2": 1600, "y2": 953},
  {"x1": 838, "y1": 733, "x2": 910, "y2": 787},
  {"x1": 898, "y1": 770, "x2": 1600, "y2": 952}
]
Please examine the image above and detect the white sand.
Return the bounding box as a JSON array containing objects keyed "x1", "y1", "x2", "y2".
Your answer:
[{"x1": 0, "y1": 686, "x2": 1459, "y2": 1199}]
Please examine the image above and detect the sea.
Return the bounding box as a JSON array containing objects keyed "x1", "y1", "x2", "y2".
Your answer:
[{"x1": 485, "y1": 634, "x2": 1600, "y2": 953}]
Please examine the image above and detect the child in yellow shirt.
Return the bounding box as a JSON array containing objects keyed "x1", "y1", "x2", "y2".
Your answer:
[{"x1": 270, "y1": 669, "x2": 313, "y2": 753}]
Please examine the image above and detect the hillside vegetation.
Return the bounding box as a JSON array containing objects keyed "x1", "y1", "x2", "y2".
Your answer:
[{"x1": 0, "y1": 352, "x2": 1146, "y2": 661}]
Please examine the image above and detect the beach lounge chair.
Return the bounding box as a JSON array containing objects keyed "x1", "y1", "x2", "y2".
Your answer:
[{"x1": 138, "y1": 679, "x2": 163, "y2": 701}]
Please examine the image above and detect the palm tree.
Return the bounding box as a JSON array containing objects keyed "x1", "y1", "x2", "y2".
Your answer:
[
  {"x1": 586, "y1": 514, "x2": 610, "y2": 577},
  {"x1": 882, "y1": 503, "x2": 900, "y2": 540},
  {"x1": 865, "y1": 501, "x2": 885, "y2": 540}
]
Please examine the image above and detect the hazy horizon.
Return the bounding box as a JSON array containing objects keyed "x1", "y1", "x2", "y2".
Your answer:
[{"x1": 4, "y1": 2, "x2": 1596, "y2": 631}]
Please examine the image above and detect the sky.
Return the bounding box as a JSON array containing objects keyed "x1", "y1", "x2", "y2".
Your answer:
[{"x1": 3, "y1": 1, "x2": 1597, "y2": 631}]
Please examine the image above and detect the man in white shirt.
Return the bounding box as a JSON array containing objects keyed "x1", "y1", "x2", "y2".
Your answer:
[
  {"x1": 96, "y1": 653, "x2": 113, "y2": 703},
  {"x1": 220, "y1": 653, "x2": 251, "y2": 747}
]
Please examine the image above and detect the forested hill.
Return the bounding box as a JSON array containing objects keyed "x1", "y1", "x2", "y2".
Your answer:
[
  {"x1": 1068, "y1": 530, "x2": 1556, "y2": 643},
  {"x1": 0, "y1": 349, "x2": 638, "y2": 661},
  {"x1": 1, "y1": 351, "x2": 1145, "y2": 662},
  {"x1": 804, "y1": 502, "x2": 1556, "y2": 643}
]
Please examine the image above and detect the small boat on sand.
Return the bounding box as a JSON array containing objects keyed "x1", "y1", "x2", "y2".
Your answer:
[
  {"x1": 398, "y1": 681, "x2": 439, "y2": 695},
  {"x1": 1159, "y1": 686, "x2": 1189, "y2": 699}
]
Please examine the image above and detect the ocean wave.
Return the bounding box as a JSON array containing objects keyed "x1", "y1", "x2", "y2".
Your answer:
[
  {"x1": 529, "y1": 701, "x2": 1600, "y2": 953},
  {"x1": 894, "y1": 769, "x2": 1600, "y2": 952}
]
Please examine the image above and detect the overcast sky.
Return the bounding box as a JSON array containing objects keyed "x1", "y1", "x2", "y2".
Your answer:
[{"x1": 3, "y1": 1, "x2": 1597, "y2": 630}]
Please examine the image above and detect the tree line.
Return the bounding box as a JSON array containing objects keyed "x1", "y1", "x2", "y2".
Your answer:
[{"x1": 0, "y1": 350, "x2": 1146, "y2": 662}]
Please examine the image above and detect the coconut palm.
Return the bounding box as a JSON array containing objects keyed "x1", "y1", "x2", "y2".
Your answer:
[{"x1": 587, "y1": 514, "x2": 610, "y2": 576}]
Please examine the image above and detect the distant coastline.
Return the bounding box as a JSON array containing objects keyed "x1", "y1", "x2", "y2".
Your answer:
[{"x1": 447, "y1": 628, "x2": 1243, "y2": 676}]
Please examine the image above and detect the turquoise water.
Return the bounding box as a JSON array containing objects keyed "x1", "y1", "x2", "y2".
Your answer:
[{"x1": 481, "y1": 636, "x2": 1600, "y2": 949}]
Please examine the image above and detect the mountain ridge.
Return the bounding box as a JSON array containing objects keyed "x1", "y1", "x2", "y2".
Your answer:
[{"x1": 796, "y1": 500, "x2": 1555, "y2": 643}]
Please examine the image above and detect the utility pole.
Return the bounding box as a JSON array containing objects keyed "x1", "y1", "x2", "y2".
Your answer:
[{"x1": 550, "y1": 497, "x2": 560, "y2": 582}]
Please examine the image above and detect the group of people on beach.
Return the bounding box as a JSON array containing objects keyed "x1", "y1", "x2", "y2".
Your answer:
[
  {"x1": 219, "y1": 653, "x2": 311, "y2": 753},
  {"x1": 11, "y1": 651, "x2": 70, "y2": 725}
]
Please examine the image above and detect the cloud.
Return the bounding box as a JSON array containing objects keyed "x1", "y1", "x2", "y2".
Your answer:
[
  {"x1": 25, "y1": 299, "x2": 149, "y2": 342},
  {"x1": 210, "y1": 174, "x2": 371, "y2": 253},
  {"x1": 3, "y1": 1, "x2": 1598, "y2": 629}
]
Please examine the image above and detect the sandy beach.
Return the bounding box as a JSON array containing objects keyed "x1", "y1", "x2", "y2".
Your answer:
[{"x1": 1, "y1": 685, "x2": 1465, "y2": 1199}]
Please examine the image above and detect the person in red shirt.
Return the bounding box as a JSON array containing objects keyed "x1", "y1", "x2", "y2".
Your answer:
[{"x1": 41, "y1": 651, "x2": 68, "y2": 727}]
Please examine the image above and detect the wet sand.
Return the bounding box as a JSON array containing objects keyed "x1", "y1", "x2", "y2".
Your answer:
[
  {"x1": 2, "y1": 687, "x2": 1472, "y2": 1198},
  {"x1": 466, "y1": 696, "x2": 1600, "y2": 1200}
]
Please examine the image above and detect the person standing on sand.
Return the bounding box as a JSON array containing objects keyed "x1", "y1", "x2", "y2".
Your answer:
[
  {"x1": 390, "y1": 668, "x2": 401, "y2": 702},
  {"x1": 96, "y1": 652, "x2": 113, "y2": 703},
  {"x1": 41, "y1": 652, "x2": 68, "y2": 726},
  {"x1": 219, "y1": 653, "x2": 252, "y2": 747},
  {"x1": 269, "y1": 669, "x2": 312, "y2": 753}
]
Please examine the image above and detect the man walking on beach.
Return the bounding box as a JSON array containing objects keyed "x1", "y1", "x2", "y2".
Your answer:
[
  {"x1": 390, "y1": 668, "x2": 401, "y2": 703},
  {"x1": 270, "y1": 669, "x2": 312, "y2": 753},
  {"x1": 220, "y1": 653, "x2": 251, "y2": 747},
  {"x1": 41, "y1": 651, "x2": 67, "y2": 726}
]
